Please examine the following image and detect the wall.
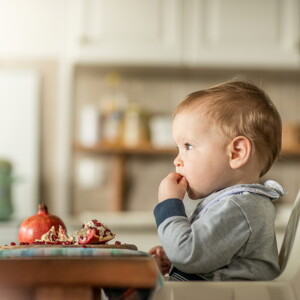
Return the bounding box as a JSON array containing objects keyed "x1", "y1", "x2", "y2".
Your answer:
[
  {"x1": 0, "y1": 60, "x2": 60, "y2": 212},
  {"x1": 72, "y1": 65, "x2": 300, "y2": 216}
]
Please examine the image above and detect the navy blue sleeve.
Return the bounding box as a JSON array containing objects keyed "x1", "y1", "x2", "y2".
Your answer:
[{"x1": 154, "y1": 198, "x2": 187, "y2": 227}]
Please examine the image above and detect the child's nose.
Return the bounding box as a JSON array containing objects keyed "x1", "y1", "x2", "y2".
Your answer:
[{"x1": 174, "y1": 155, "x2": 183, "y2": 167}]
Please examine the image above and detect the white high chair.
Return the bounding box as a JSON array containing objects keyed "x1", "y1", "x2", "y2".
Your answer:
[{"x1": 153, "y1": 190, "x2": 300, "y2": 300}]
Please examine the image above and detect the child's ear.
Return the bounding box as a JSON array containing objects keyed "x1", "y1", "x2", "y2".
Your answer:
[{"x1": 228, "y1": 136, "x2": 252, "y2": 169}]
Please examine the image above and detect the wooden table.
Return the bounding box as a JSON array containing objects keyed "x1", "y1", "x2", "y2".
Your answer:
[{"x1": 0, "y1": 247, "x2": 159, "y2": 300}]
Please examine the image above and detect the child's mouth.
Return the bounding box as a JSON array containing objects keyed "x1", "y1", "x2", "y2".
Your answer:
[{"x1": 176, "y1": 174, "x2": 183, "y2": 183}]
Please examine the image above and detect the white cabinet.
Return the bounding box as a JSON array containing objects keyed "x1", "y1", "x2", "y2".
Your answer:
[
  {"x1": 67, "y1": 0, "x2": 300, "y2": 68},
  {"x1": 67, "y1": 0, "x2": 183, "y2": 65},
  {"x1": 183, "y1": 0, "x2": 300, "y2": 68}
]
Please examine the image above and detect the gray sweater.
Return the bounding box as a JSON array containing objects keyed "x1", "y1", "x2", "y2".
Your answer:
[{"x1": 154, "y1": 181, "x2": 285, "y2": 281}]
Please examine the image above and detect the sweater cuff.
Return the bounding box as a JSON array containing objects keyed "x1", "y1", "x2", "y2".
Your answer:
[{"x1": 154, "y1": 198, "x2": 187, "y2": 227}]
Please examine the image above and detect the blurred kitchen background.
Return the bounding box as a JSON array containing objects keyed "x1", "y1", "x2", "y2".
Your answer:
[{"x1": 0, "y1": 0, "x2": 299, "y2": 251}]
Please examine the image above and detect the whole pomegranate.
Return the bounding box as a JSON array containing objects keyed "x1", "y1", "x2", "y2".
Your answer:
[{"x1": 18, "y1": 203, "x2": 66, "y2": 244}]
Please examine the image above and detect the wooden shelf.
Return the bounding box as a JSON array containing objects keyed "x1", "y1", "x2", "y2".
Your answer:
[
  {"x1": 74, "y1": 142, "x2": 300, "y2": 157},
  {"x1": 280, "y1": 147, "x2": 300, "y2": 158},
  {"x1": 281, "y1": 123, "x2": 300, "y2": 157},
  {"x1": 74, "y1": 142, "x2": 177, "y2": 155},
  {"x1": 74, "y1": 142, "x2": 176, "y2": 212}
]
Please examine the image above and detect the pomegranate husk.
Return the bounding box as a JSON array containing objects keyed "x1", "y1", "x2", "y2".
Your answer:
[
  {"x1": 77, "y1": 221, "x2": 115, "y2": 245},
  {"x1": 18, "y1": 203, "x2": 66, "y2": 244},
  {"x1": 78, "y1": 229, "x2": 103, "y2": 245}
]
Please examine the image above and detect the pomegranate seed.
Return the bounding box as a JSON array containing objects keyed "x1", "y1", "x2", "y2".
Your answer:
[
  {"x1": 115, "y1": 241, "x2": 121, "y2": 245},
  {"x1": 20, "y1": 242, "x2": 29, "y2": 245},
  {"x1": 10, "y1": 242, "x2": 16, "y2": 246}
]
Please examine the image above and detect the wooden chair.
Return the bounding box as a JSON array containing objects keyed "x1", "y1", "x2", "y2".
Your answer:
[{"x1": 153, "y1": 190, "x2": 300, "y2": 300}]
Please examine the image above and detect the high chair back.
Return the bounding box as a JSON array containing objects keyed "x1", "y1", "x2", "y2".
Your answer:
[{"x1": 279, "y1": 190, "x2": 300, "y2": 279}]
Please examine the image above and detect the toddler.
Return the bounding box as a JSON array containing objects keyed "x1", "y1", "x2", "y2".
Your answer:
[{"x1": 150, "y1": 80, "x2": 285, "y2": 281}]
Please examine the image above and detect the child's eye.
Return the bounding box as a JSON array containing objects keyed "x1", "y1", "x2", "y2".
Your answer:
[{"x1": 184, "y1": 143, "x2": 193, "y2": 150}]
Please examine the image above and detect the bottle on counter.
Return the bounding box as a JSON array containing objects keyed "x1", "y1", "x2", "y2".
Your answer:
[
  {"x1": 78, "y1": 104, "x2": 101, "y2": 147},
  {"x1": 101, "y1": 96, "x2": 127, "y2": 145},
  {"x1": 100, "y1": 72, "x2": 128, "y2": 146},
  {"x1": 123, "y1": 102, "x2": 149, "y2": 147},
  {"x1": 149, "y1": 114, "x2": 174, "y2": 148}
]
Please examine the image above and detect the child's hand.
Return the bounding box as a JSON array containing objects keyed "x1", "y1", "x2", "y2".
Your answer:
[
  {"x1": 158, "y1": 172, "x2": 188, "y2": 202},
  {"x1": 149, "y1": 246, "x2": 172, "y2": 275}
]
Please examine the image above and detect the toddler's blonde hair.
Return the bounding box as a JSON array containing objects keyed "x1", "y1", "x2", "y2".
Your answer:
[{"x1": 175, "y1": 81, "x2": 282, "y2": 177}]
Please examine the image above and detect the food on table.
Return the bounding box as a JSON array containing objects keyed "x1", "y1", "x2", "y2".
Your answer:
[
  {"x1": 34, "y1": 225, "x2": 75, "y2": 244},
  {"x1": 18, "y1": 203, "x2": 67, "y2": 244},
  {"x1": 76, "y1": 219, "x2": 116, "y2": 245},
  {"x1": 33, "y1": 219, "x2": 116, "y2": 245},
  {"x1": 16, "y1": 204, "x2": 117, "y2": 246}
]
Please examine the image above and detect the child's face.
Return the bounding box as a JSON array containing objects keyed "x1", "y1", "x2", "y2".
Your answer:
[{"x1": 172, "y1": 111, "x2": 234, "y2": 199}]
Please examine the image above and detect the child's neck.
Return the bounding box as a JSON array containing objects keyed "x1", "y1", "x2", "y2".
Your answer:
[
  {"x1": 229, "y1": 166, "x2": 260, "y2": 186},
  {"x1": 233, "y1": 173, "x2": 260, "y2": 185}
]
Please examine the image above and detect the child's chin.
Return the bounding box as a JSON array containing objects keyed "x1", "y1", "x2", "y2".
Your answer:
[{"x1": 187, "y1": 189, "x2": 198, "y2": 200}]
